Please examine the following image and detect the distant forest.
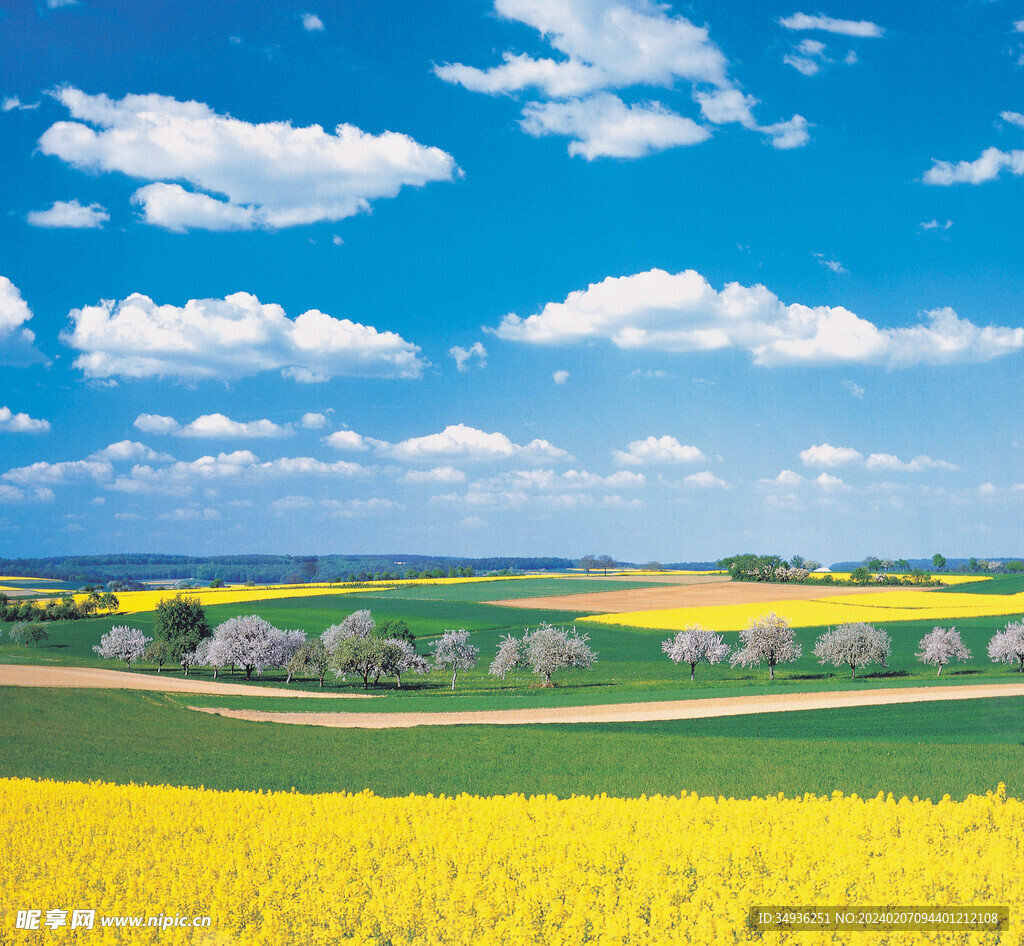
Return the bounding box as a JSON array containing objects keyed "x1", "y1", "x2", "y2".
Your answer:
[
  {"x1": 0, "y1": 554, "x2": 719, "y2": 584},
  {"x1": 0, "y1": 554, "x2": 575, "y2": 584}
]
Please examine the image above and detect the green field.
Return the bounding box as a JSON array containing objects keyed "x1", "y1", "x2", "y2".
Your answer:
[
  {"x1": 2, "y1": 687, "x2": 1021, "y2": 800},
  {"x1": 3, "y1": 579, "x2": 1023, "y2": 800}
]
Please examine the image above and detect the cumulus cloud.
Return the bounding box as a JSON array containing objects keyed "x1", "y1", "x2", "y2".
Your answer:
[
  {"x1": 90, "y1": 441, "x2": 172, "y2": 463},
  {"x1": 814, "y1": 472, "x2": 847, "y2": 491},
  {"x1": 107, "y1": 450, "x2": 369, "y2": 495},
  {"x1": 783, "y1": 39, "x2": 830, "y2": 76},
  {"x1": 432, "y1": 465, "x2": 643, "y2": 510},
  {"x1": 158, "y1": 507, "x2": 221, "y2": 521},
  {"x1": 0, "y1": 485, "x2": 54, "y2": 503},
  {"x1": 301, "y1": 12, "x2": 324, "y2": 32},
  {"x1": 0, "y1": 276, "x2": 46, "y2": 366},
  {"x1": 841, "y1": 380, "x2": 865, "y2": 399},
  {"x1": 0, "y1": 406, "x2": 50, "y2": 433},
  {"x1": 135, "y1": 413, "x2": 293, "y2": 439},
  {"x1": 799, "y1": 443, "x2": 863, "y2": 467},
  {"x1": 813, "y1": 252, "x2": 847, "y2": 273},
  {"x1": 865, "y1": 453, "x2": 958, "y2": 473},
  {"x1": 62, "y1": 291, "x2": 424, "y2": 382},
  {"x1": 613, "y1": 435, "x2": 705, "y2": 465},
  {"x1": 300, "y1": 412, "x2": 330, "y2": 429},
  {"x1": 435, "y1": 0, "x2": 805, "y2": 157},
  {"x1": 520, "y1": 93, "x2": 710, "y2": 160},
  {"x1": 684, "y1": 470, "x2": 726, "y2": 488},
  {"x1": 383, "y1": 424, "x2": 570, "y2": 462},
  {"x1": 553, "y1": 369, "x2": 570, "y2": 384},
  {"x1": 322, "y1": 429, "x2": 372, "y2": 452},
  {"x1": 3, "y1": 96, "x2": 39, "y2": 112},
  {"x1": 923, "y1": 147, "x2": 1024, "y2": 186},
  {"x1": 777, "y1": 13, "x2": 883, "y2": 38},
  {"x1": 26, "y1": 199, "x2": 109, "y2": 229},
  {"x1": 450, "y1": 341, "x2": 487, "y2": 371},
  {"x1": 3, "y1": 459, "x2": 113, "y2": 486},
  {"x1": 38, "y1": 87, "x2": 459, "y2": 231},
  {"x1": 490, "y1": 268, "x2": 1024, "y2": 367},
  {"x1": 919, "y1": 219, "x2": 953, "y2": 231},
  {"x1": 401, "y1": 466, "x2": 467, "y2": 484}
]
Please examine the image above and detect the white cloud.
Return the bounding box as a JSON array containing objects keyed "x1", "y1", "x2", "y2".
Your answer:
[
  {"x1": 919, "y1": 219, "x2": 953, "y2": 231},
  {"x1": 777, "y1": 13, "x2": 883, "y2": 38},
  {"x1": 450, "y1": 341, "x2": 487, "y2": 371},
  {"x1": 0, "y1": 276, "x2": 46, "y2": 366},
  {"x1": 814, "y1": 472, "x2": 848, "y2": 490},
  {"x1": 553, "y1": 369, "x2": 570, "y2": 384},
  {"x1": 772, "y1": 469, "x2": 805, "y2": 487},
  {"x1": 813, "y1": 252, "x2": 847, "y2": 273},
  {"x1": 1016, "y1": 20, "x2": 1024, "y2": 33},
  {"x1": 684, "y1": 470, "x2": 726, "y2": 488},
  {"x1": 90, "y1": 441, "x2": 172, "y2": 463},
  {"x1": 47, "y1": 0, "x2": 78, "y2": 8},
  {"x1": 520, "y1": 94, "x2": 710, "y2": 160},
  {"x1": 384, "y1": 424, "x2": 570, "y2": 462},
  {"x1": 865, "y1": 453, "x2": 958, "y2": 473},
  {"x1": 435, "y1": 0, "x2": 805, "y2": 157},
  {"x1": 923, "y1": 146, "x2": 1024, "y2": 186},
  {"x1": 433, "y1": 465, "x2": 643, "y2": 510},
  {"x1": 783, "y1": 38, "x2": 832, "y2": 76},
  {"x1": 0, "y1": 485, "x2": 54, "y2": 503},
  {"x1": 108, "y1": 450, "x2": 369, "y2": 495},
  {"x1": 800, "y1": 443, "x2": 863, "y2": 467},
  {"x1": 321, "y1": 497, "x2": 401, "y2": 518},
  {"x1": 3, "y1": 459, "x2": 113, "y2": 486},
  {"x1": 301, "y1": 12, "x2": 324, "y2": 31},
  {"x1": 1001, "y1": 111, "x2": 1024, "y2": 129},
  {"x1": 490, "y1": 268, "x2": 1024, "y2": 367},
  {"x1": 3, "y1": 96, "x2": 39, "y2": 112},
  {"x1": 841, "y1": 380, "x2": 865, "y2": 399},
  {"x1": 401, "y1": 466, "x2": 467, "y2": 484},
  {"x1": 26, "y1": 199, "x2": 109, "y2": 229},
  {"x1": 134, "y1": 414, "x2": 180, "y2": 435},
  {"x1": 272, "y1": 495, "x2": 315, "y2": 514},
  {"x1": 62, "y1": 291, "x2": 424, "y2": 382},
  {"x1": 322, "y1": 430, "x2": 372, "y2": 451},
  {"x1": 613, "y1": 435, "x2": 706, "y2": 465},
  {"x1": 38, "y1": 88, "x2": 458, "y2": 231},
  {"x1": 178, "y1": 414, "x2": 292, "y2": 439},
  {"x1": 0, "y1": 406, "x2": 50, "y2": 433},
  {"x1": 133, "y1": 413, "x2": 291, "y2": 438},
  {"x1": 300, "y1": 412, "x2": 330, "y2": 429},
  {"x1": 158, "y1": 507, "x2": 221, "y2": 521}
]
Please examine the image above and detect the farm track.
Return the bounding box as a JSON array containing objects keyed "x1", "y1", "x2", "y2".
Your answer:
[
  {"x1": 0, "y1": 664, "x2": 375, "y2": 698},
  {"x1": 187, "y1": 683, "x2": 1024, "y2": 729}
]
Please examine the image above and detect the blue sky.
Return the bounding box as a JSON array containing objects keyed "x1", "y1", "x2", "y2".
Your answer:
[{"x1": 2, "y1": 0, "x2": 1024, "y2": 563}]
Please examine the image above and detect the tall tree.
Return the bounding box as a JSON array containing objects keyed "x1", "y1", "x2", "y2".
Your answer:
[{"x1": 153, "y1": 595, "x2": 211, "y2": 661}]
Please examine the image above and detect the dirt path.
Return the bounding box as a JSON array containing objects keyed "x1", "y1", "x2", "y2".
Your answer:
[
  {"x1": 188, "y1": 683, "x2": 1024, "y2": 729},
  {"x1": 0, "y1": 664, "x2": 374, "y2": 698}
]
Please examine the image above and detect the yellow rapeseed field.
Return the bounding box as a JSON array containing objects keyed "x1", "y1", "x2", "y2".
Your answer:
[
  {"x1": 0, "y1": 779, "x2": 1016, "y2": 944},
  {"x1": 26, "y1": 574, "x2": 561, "y2": 616},
  {"x1": 581, "y1": 587, "x2": 1024, "y2": 632}
]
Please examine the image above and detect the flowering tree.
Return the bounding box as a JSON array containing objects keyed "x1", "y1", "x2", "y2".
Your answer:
[
  {"x1": 210, "y1": 615, "x2": 289, "y2": 680},
  {"x1": 180, "y1": 638, "x2": 208, "y2": 676},
  {"x1": 93, "y1": 625, "x2": 152, "y2": 669},
  {"x1": 144, "y1": 638, "x2": 174, "y2": 673},
  {"x1": 490, "y1": 624, "x2": 598, "y2": 686},
  {"x1": 288, "y1": 639, "x2": 330, "y2": 686},
  {"x1": 813, "y1": 623, "x2": 891, "y2": 678},
  {"x1": 661, "y1": 626, "x2": 730, "y2": 682},
  {"x1": 730, "y1": 612, "x2": 801, "y2": 681},
  {"x1": 385, "y1": 639, "x2": 430, "y2": 688},
  {"x1": 276, "y1": 629, "x2": 307, "y2": 682},
  {"x1": 432, "y1": 629, "x2": 479, "y2": 690},
  {"x1": 916, "y1": 626, "x2": 971, "y2": 676},
  {"x1": 322, "y1": 609, "x2": 375, "y2": 653},
  {"x1": 987, "y1": 621, "x2": 1024, "y2": 672}
]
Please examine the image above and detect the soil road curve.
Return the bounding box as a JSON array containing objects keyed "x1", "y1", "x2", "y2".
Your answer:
[
  {"x1": 188, "y1": 683, "x2": 1024, "y2": 729},
  {"x1": 0, "y1": 664, "x2": 374, "y2": 698}
]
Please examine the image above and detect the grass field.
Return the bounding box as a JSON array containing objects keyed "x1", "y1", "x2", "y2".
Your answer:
[{"x1": 2, "y1": 687, "x2": 1022, "y2": 800}]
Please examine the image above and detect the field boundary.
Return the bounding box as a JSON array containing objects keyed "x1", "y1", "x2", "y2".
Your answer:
[
  {"x1": 0, "y1": 665, "x2": 375, "y2": 698},
  {"x1": 187, "y1": 683, "x2": 1024, "y2": 729}
]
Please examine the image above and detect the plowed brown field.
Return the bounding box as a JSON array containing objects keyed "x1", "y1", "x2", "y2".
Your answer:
[{"x1": 491, "y1": 580, "x2": 911, "y2": 613}]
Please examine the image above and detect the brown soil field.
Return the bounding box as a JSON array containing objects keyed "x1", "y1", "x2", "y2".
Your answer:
[
  {"x1": 0, "y1": 664, "x2": 373, "y2": 698},
  {"x1": 491, "y1": 580, "x2": 912, "y2": 613},
  {"x1": 188, "y1": 683, "x2": 1024, "y2": 729}
]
